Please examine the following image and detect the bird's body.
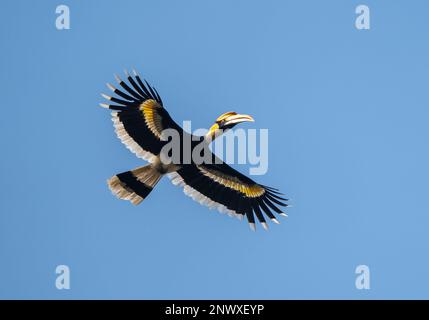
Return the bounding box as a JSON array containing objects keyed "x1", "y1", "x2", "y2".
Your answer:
[{"x1": 100, "y1": 70, "x2": 288, "y2": 230}]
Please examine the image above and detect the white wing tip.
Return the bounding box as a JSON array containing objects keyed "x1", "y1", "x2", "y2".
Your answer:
[
  {"x1": 106, "y1": 83, "x2": 115, "y2": 91},
  {"x1": 261, "y1": 222, "x2": 269, "y2": 230},
  {"x1": 271, "y1": 218, "x2": 280, "y2": 224},
  {"x1": 279, "y1": 213, "x2": 288, "y2": 217},
  {"x1": 101, "y1": 93, "x2": 111, "y2": 100},
  {"x1": 249, "y1": 223, "x2": 256, "y2": 231},
  {"x1": 114, "y1": 73, "x2": 121, "y2": 83},
  {"x1": 99, "y1": 103, "x2": 109, "y2": 109}
]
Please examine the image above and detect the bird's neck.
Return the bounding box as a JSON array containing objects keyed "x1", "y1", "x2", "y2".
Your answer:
[{"x1": 204, "y1": 124, "x2": 225, "y2": 143}]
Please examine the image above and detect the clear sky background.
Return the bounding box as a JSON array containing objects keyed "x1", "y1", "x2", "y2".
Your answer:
[{"x1": 1, "y1": 0, "x2": 428, "y2": 299}]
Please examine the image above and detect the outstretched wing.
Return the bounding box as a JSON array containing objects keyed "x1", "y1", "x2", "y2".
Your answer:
[
  {"x1": 168, "y1": 160, "x2": 288, "y2": 231},
  {"x1": 100, "y1": 70, "x2": 181, "y2": 162}
]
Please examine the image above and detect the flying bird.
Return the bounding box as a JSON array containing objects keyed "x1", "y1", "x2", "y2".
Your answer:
[{"x1": 100, "y1": 70, "x2": 288, "y2": 230}]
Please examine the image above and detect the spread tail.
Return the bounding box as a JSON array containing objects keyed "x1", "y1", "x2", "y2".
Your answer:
[{"x1": 108, "y1": 164, "x2": 162, "y2": 205}]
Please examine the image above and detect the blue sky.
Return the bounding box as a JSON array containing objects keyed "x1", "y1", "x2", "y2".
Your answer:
[{"x1": 1, "y1": 0, "x2": 429, "y2": 299}]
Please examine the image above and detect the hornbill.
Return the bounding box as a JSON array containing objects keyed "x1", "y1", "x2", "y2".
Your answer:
[{"x1": 100, "y1": 70, "x2": 288, "y2": 230}]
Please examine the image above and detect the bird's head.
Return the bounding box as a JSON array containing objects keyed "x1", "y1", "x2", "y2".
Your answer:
[{"x1": 205, "y1": 111, "x2": 254, "y2": 142}]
